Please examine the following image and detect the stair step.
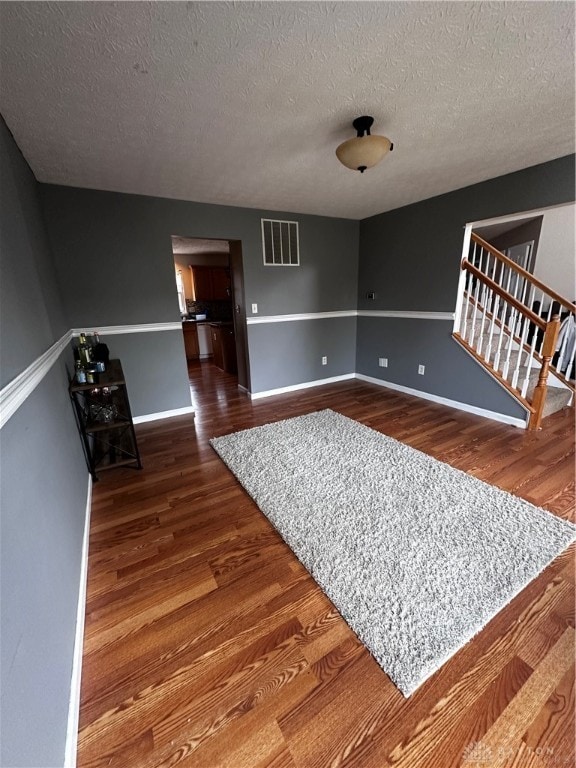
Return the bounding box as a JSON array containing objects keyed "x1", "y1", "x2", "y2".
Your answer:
[
  {"x1": 525, "y1": 372, "x2": 573, "y2": 419},
  {"x1": 454, "y1": 334, "x2": 572, "y2": 421},
  {"x1": 482, "y1": 348, "x2": 533, "y2": 373},
  {"x1": 492, "y1": 353, "x2": 571, "y2": 419}
]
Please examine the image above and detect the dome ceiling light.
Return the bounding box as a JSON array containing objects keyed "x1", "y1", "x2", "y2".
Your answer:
[{"x1": 335, "y1": 115, "x2": 393, "y2": 174}]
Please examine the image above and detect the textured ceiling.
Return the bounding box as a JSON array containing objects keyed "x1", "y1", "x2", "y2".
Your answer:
[{"x1": 0, "y1": 2, "x2": 574, "y2": 219}]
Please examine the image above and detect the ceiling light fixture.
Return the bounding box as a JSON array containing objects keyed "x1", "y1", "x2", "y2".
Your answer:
[{"x1": 336, "y1": 115, "x2": 393, "y2": 174}]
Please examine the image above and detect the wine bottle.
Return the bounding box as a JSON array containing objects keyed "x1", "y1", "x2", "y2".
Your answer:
[{"x1": 78, "y1": 333, "x2": 92, "y2": 365}]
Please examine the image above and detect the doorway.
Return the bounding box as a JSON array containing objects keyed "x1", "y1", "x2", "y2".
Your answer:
[
  {"x1": 171, "y1": 235, "x2": 250, "y2": 396},
  {"x1": 502, "y1": 241, "x2": 533, "y2": 302},
  {"x1": 471, "y1": 215, "x2": 543, "y2": 314}
]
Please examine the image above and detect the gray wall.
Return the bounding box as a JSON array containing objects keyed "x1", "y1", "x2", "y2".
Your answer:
[
  {"x1": 359, "y1": 155, "x2": 575, "y2": 313},
  {"x1": 101, "y1": 331, "x2": 191, "y2": 418},
  {"x1": 40, "y1": 185, "x2": 360, "y2": 399},
  {"x1": 0, "y1": 119, "x2": 67, "y2": 387},
  {"x1": 248, "y1": 317, "x2": 357, "y2": 392},
  {"x1": 357, "y1": 155, "x2": 576, "y2": 416},
  {"x1": 0, "y1": 118, "x2": 89, "y2": 767},
  {"x1": 356, "y1": 317, "x2": 527, "y2": 419}
]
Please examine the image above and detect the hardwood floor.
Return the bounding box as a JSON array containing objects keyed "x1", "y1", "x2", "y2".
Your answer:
[{"x1": 77, "y1": 361, "x2": 575, "y2": 768}]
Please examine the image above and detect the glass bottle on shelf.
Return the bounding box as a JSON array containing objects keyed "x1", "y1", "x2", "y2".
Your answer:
[
  {"x1": 78, "y1": 333, "x2": 92, "y2": 365},
  {"x1": 91, "y1": 330, "x2": 109, "y2": 370},
  {"x1": 75, "y1": 360, "x2": 86, "y2": 384}
]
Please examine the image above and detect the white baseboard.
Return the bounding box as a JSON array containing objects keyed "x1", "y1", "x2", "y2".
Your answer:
[
  {"x1": 250, "y1": 373, "x2": 355, "y2": 400},
  {"x1": 64, "y1": 476, "x2": 92, "y2": 768},
  {"x1": 355, "y1": 373, "x2": 528, "y2": 429},
  {"x1": 133, "y1": 405, "x2": 195, "y2": 424}
]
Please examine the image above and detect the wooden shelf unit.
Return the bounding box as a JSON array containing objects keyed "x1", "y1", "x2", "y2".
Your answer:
[{"x1": 69, "y1": 359, "x2": 142, "y2": 480}]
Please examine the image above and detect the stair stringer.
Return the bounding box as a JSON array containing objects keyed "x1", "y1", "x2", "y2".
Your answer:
[{"x1": 451, "y1": 331, "x2": 531, "y2": 428}]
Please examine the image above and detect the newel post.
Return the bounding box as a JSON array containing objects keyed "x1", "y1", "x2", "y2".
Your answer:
[{"x1": 529, "y1": 315, "x2": 561, "y2": 430}]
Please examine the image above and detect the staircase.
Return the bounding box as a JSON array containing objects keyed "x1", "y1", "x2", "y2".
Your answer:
[{"x1": 453, "y1": 232, "x2": 575, "y2": 430}]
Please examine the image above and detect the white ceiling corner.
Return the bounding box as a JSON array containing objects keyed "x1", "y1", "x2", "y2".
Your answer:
[{"x1": 0, "y1": 1, "x2": 574, "y2": 220}]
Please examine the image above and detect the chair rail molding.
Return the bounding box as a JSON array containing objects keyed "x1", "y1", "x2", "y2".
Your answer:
[
  {"x1": 1, "y1": 322, "x2": 184, "y2": 430},
  {"x1": 0, "y1": 329, "x2": 72, "y2": 430},
  {"x1": 247, "y1": 310, "x2": 454, "y2": 325}
]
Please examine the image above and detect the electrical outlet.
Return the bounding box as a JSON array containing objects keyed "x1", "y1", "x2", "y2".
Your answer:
[
  {"x1": 418, "y1": 364, "x2": 425, "y2": 375},
  {"x1": 367, "y1": 292, "x2": 376, "y2": 300},
  {"x1": 322, "y1": 356, "x2": 328, "y2": 365},
  {"x1": 379, "y1": 357, "x2": 388, "y2": 368},
  {"x1": 251, "y1": 303, "x2": 258, "y2": 314}
]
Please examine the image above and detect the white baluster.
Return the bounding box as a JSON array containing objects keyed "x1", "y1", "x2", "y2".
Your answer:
[
  {"x1": 521, "y1": 328, "x2": 539, "y2": 400},
  {"x1": 461, "y1": 269, "x2": 473, "y2": 338},
  {"x1": 519, "y1": 274, "x2": 529, "y2": 308},
  {"x1": 477, "y1": 284, "x2": 487, "y2": 355},
  {"x1": 493, "y1": 296, "x2": 507, "y2": 370},
  {"x1": 515, "y1": 276, "x2": 529, "y2": 337},
  {"x1": 469, "y1": 270, "x2": 481, "y2": 350},
  {"x1": 479, "y1": 248, "x2": 489, "y2": 315},
  {"x1": 526, "y1": 283, "x2": 536, "y2": 316},
  {"x1": 485, "y1": 287, "x2": 499, "y2": 363},
  {"x1": 502, "y1": 307, "x2": 517, "y2": 380},
  {"x1": 511, "y1": 314, "x2": 530, "y2": 390},
  {"x1": 500, "y1": 267, "x2": 514, "y2": 348},
  {"x1": 491, "y1": 253, "x2": 499, "y2": 283},
  {"x1": 495, "y1": 257, "x2": 504, "y2": 293},
  {"x1": 504, "y1": 266, "x2": 513, "y2": 301},
  {"x1": 470, "y1": 279, "x2": 482, "y2": 349}
]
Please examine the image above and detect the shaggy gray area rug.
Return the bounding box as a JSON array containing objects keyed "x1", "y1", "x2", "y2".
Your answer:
[{"x1": 210, "y1": 409, "x2": 575, "y2": 696}]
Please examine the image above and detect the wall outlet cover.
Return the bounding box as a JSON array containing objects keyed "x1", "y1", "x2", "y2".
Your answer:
[
  {"x1": 322, "y1": 356, "x2": 328, "y2": 365},
  {"x1": 379, "y1": 358, "x2": 388, "y2": 368},
  {"x1": 418, "y1": 364, "x2": 425, "y2": 375},
  {"x1": 251, "y1": 303, "x2": 258, "y2": 314}
]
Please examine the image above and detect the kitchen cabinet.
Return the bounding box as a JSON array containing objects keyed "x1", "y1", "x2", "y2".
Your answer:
[
  {"x1": 191, "y1": 267, "x2": 213, "y2": 301},
  {"x1": 211, "y1": 268, "x2": 231, "y2": 300},
  {"x1": 182, "y1": 322, "x2": 199, "y2": 360},
  {"x1": 210, "y1": 323, "x2": 237, "y2": 374},
  {"x1": 192, "y1": 266, "x2": 231, "y2": 301},
  {"x1": 69, "y1": 359, "x2": 142, "y2": 480}
]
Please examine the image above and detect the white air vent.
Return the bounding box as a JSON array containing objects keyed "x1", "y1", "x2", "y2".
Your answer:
[{"x1": 261, "y1": 219, "x2": 299, "y2": 266}]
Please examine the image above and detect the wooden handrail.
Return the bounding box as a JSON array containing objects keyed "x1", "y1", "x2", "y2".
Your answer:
[
  {"x1": 458, "y1": 238, "x2": 574, "y2": 428},
  {"x1": 462, "y1": 261, "x2": 546, "y2": 328},
  {"x1": 471, "y1": 233, "x2": 576, "y2": 315}
]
